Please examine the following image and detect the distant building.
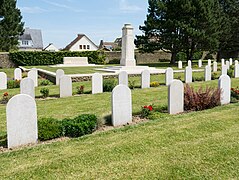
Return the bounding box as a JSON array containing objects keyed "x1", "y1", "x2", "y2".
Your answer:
[
  {"x1": 64, "y1": 34, "x2": 98, "y2": 51},
  {"x1": 99, "y1": 38, "x2": 122, "y2": 51},
  {"x1": 44, "y1": 43, "x2": 59, "y2": 52},
  {"x1": 18, "y1": 28, "x2": 43, "y2": 51}
]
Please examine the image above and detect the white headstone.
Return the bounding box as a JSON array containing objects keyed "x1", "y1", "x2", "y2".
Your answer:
[
  {"x1": 226, "y1": 61, "x2": 230, "y2": 70},
  {"x1": 221, "y1": 65, "x2": 227, "y2": 75},
  {"x1": 0, "y1": 72, "x2": 7, "y2": 90},
  {"x1": 198, "y1": 60, "x2": 202, "y2": 68},
  {"x1": 235, "y1": 60, "x2": 238, "y2": 66},
  {"x1": 20, "y1": 78, "x2": 35, "y2": 98},
  {"x1": 235, "y1": 64, "x2": 239, "y2": 78},
  {"x1": 178, "y1": 61, "x2": 182, "y2": 69},
  {"x1": 7, "y1": 94, "x2": 37, "y2": 149},
  {"x1": 60, "y1": 75, "x2": 72, "y2": 98},
  {"x1": 141, "y1": 70, "x2": 150, "y2": 88},
  {"x1": 185, "y1": 66, "x2": 192, "y2": 83},
  {"x1": 221, "y1": 59, "x2": 225, "y2": 65},
  {"x1": 92, "y1": 73, "x2": 103, "y2": 94},
  {"x1": 208, "y1": 59, "x2": 211, "y2": 66},
  {"x1": 205, "y1": 65, "x2": 211, "y2": 81},
  {"x1": 120, "y1": 24, "x2": 136, "y2": 66},
  {"x1": 14, "y1": 68, "x2": 22, "y2": 81},
  {"x1": 28, "y1": 70, "x2": 38, "y2": 87},
  {"x1": 213, "y1": 61, "x2": 217, "y2": 72},
  {"x1": 218, "y1": 75, "x2": 231, "y2": 105},
  {"x1": 188, "y1": 60, "x2": 192, "y2": 68},
  {"x1": 229, "y1": 58, "x2": 233, "y2": 65},
  {"x1": 112, "y1": 85, "x2": 132, "y2": 126},
  {"x1": 118, "y1": 71, "x2": 128, "y2": 86},
  {"x1": 56, "y1": 69, "x2": 65, "y2": 86},
  {"x1": 165, "y1": 67, "x2": 174, "y2": 86},
  {"x1": 168, "y1": 80, "x2": 184, "y2": 114}
]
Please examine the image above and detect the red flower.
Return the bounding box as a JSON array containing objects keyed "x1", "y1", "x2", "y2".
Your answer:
[
  {"x1": 143, "y1": 106, "x2": 148, "y2": 109},
  {"x1": 148, "y1": 105, "x2": 153, "y2": 111},
  {"x1": 3, "y1": 92, "x2": 8, "y2": 96}
]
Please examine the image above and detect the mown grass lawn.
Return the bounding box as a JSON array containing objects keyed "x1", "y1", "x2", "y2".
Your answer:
[
  {"x1": 0, "y1": 65, "x2": 238, "y2": 179},
  {"x1": 0, "y1": 102, "x2": 239, "y2": 179}
]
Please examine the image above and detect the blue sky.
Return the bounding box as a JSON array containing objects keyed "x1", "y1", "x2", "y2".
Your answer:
[{"x1": 16, "y1": 0, "x2": 148, "y2": 49}]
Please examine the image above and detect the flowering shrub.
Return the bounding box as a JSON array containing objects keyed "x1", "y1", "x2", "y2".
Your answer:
[
  {"x1": 76, "y1": 85, "x2": 84, "y2": 94},
  {"x1": 231, "y1": 87, "x2": 239, "y2": 102},
  {"x1": 0, "y1": 92, "x2": 12, "y2": 104},
  {"x1": 150, "y1": 81, "x2": 160, "y2": 87},
  {"x1": 141, "y1": 105, "x2": 153, "y2": 118}
]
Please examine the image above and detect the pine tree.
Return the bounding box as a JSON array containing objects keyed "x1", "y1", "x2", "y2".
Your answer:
[
  {"x1": 136, "y1": 0, "x2": 222, "y2": 64},
  {"x1": 0, "y1": 0, "x2": 24, "y2": 52}
]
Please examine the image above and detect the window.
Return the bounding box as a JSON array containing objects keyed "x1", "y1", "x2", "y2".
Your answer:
[
  {"x1": 22, "y1": 41, "x2": 29, "y2": 46},
  {"x1": 83, "y1": 45, "x2": 86, "y2": 49},
  {"x1": 79, "y1": 45, "x2": 83, "y2": 49},
  {"x1": 87, "y1": 45, "x2": 90, "y2": 49}
]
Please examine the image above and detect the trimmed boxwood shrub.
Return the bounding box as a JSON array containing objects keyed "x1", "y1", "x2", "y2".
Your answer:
[
  {"x1": 103, "y1": 79, "x2": 117, "y2": 92},
  {"x1": 9, "y1": 51, "x2": 106, "y2": 66},
  {"x1": 62, "y1": 114, "x2": 97, "y2": 138},
  {"x1": 38, "y1": 118, "x2": 63, "y2": 141},
  {"x1": 38, "y1": 114, "x2": 98, "y2": 141}
]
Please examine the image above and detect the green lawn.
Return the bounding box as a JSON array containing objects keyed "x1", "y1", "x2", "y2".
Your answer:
[{"x1": 1, "y1": 65, "x2": 238, "y2": 179}]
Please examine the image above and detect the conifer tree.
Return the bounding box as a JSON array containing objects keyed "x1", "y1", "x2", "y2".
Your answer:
[{"x1": 0, "y1": 0, "x2": 24, "y2": 52}]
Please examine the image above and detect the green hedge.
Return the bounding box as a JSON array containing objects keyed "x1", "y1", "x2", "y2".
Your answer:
[
  {"x1": 9, "y1": 51, "x2": 106, "y2": 66},
  {"x1": 38, "y1": 114, "x2": 98, "y2": 141}
]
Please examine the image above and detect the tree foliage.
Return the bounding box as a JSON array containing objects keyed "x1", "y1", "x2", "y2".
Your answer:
[
  {"x1": 136, "y1": 0, "x2": 225, "y2": 64},
  {"x1": 0, "y1": 0, "x2": 24, "y2": 52}
]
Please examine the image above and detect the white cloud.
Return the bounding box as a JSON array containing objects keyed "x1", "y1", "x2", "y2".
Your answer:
[
  {"x1": 119, "y1": 0, "x2": 143, "y2": 13},
  {"x1": 20, "y1": 6, "x2": 47, "y2": 14}
]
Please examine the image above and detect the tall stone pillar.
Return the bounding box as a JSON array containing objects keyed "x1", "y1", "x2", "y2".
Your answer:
[{"x1": 120, "y1": 24, "x2": 136, "y2": 67}]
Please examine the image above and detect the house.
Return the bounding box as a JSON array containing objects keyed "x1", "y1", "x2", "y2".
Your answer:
[
  {"x1": 99, "y1": 38, "x2": 122, "y2": 51},
  {"x1": 44, "y1": 43, "x2": 59, "y2": 52},
  {"x1": 18, "y1": 28, "x2": 43, "y2": 51},
  {"x1": 64, "y1": 34, "x2": 98, "y2": 51}
]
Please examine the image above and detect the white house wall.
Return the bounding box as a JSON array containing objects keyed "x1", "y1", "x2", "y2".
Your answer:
[{"x1": 69, "y1": 36, "x2": 98, "y2": 51}]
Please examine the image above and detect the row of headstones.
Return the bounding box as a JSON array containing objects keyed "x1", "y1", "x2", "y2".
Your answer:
[
  {"x1": 178, "y1": 58, "x2": 238, "y2": 70},
  {"x1": 112, "y1": 73, "x2": 232, "y2": 127},
  {"x1": 0, "y1": 68, "x2": 38, "y2": 90},
  {"x1": 6, "y1": 73, "x2": 232, "y2": 149},
  {"x1": 55, "y1": 69, "x2": 152, "y2": 98}
]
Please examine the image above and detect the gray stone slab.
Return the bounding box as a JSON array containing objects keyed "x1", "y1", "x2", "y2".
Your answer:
[
  {"x1": 188, "y1": 60, "x2": 192, "y2": 68},
  {"x1": 185, "y1": 66, "x2": 192, "y2": 83},
  {"x1": 7, "y1": 94, "x2": 37, "y2": 149},
  {"x1": 208, "y1": 59, "x2": 211, "y2": 66},
  {"x1": 20, "y1": 78, "x2": 35, "y2": 98},
  {"x1": 112, "y1": 85, "x2": 132, "y2": 126},
  {"x1": 141, "y1": 70, "x2": 150, "y2": 88},
  {"x1": 226, "y1": 61, "x2": 230, "y2": 70},
  {"x1": 235, "y1": 60, "x2": 238, "y2": 66},
  {"x1": 229, "y1": 58, "x2": 233, "y2": 65},
  {"x1": 60, "y1": 75, "x2": 72, "y2": 98},
  {"x1": 92, "y1": 73, "x2": 103, "y2": 94},
  {"x1": 56, "y1": 69, "x2": 65, "y2": 86},
  {"x1": 28, "y1": 69, "x2": 38, "y2": 87},
  {"x1": 118, "y1": 71, "x2": 128, "y2": 86},
  {"x1": 14, "y1": 68, "x2": 22, "y2": 81},
  {"x1": 165, "y1": 67, "x2": 174, "y2": 86},
  {"x1": 218, "y1": 74, "x2": 231, "y2": 105},
  {"x1": 168, "y1": 80, "x2": 184, "y2": 114},
  {"x1": 221, "y1": 59, "x2": 225, "y2": 65},
  {"x1": 205, "y1": 65, "x2": 211, "y2": 81},
  {"x1": 0, "y1": 72, "x2": 7, "y2": 90}
]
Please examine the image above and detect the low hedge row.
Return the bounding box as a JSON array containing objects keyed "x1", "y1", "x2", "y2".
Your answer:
[
  {"x1": 9, "y1": 51, "x2": 106, "y2": 66},
  {"x1": 38, "y1": 114, "x2": 98, "y2": 141}
]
